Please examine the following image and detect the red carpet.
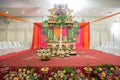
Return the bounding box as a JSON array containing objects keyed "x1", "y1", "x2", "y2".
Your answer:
[{"x1": 0, "y1": 49, "x2": 120, "y2": 67}]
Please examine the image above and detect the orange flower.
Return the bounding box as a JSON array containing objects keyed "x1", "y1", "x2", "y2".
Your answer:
[
  {"x1": 48, "y1": 77, "x2": 52, "y2": 80},
  {"x1": 58, "y1": 70, "x2": 61, "y2": 73},
  {"x1": 13, "y1": 77, "x2": 19, "y2": 80}
]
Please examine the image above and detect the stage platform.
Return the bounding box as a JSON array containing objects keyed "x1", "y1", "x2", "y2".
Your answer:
[{"x1": 0, "y1": 48, "x2": 120, "y2": 67}]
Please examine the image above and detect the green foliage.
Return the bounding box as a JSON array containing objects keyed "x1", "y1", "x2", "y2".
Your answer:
[
  {"x1": 43, "y1": 20, "x2": 48, "y2": 27},
  {"x1": 73, "y1": 21, "x2": 79, "y2": 27},
  {"x1": 51, "y1": 67, "x2": 79, "y2": 80},
  {"x1": 26, "y1": 65, "x2": 30, "y2": 70},
  {"x1": 28, "y1": 74, "x2": 35, "y2": 80},
  {"x1": 93, "y1": 64, "x2": 119, "y2": 80},
  {"x1": 101, "y1": 64, "x2": 115, "y2": 69},
  {"x1": 55, "y1": 15, "x2": 68, "y2": 26},
  {"x1": 62, "y1": 66, "x2": 76, "y2": 74}
]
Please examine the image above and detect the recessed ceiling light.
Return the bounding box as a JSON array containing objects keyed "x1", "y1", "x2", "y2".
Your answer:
[
  {"x1": 22, "y1": 11, "x2": 24, "y2": 14},
  {"x1": 85, "y1": 11, "x2": 88, "y2": 14},
  {"x1": 37, "y1": 11, "x2": 40, "y2": 14},
  {"x1": 101, "y1": 12, "x2": 104, "y2": 14},
  {"x1": 5, "y1": 11, "x2": 8, "y2": 14}
]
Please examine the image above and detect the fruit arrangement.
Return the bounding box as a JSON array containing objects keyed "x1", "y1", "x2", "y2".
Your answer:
[
  {"x1": 40, "y1": 53, "x2": 51, "y2": 61},
  {"x1": 36, "y1": 49, "x2": 51, "y2": 61}
]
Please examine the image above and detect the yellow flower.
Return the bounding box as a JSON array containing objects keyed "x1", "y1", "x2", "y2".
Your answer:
[
  {"x1": 60, "y1": 75, "x2": 63, "y2": 78},
  {"x1": 13, "y1": 77, "x2": 19, "y2": 80},
  {"x1": 68, "y1": 78, "x2": 72, "y2": 80},
  {"x1": 26, "y1": 76, "x2": 29, "y2": 79},
  {"x1": 33, "y1": 73, "x2": 37, "y2": 77},
  {"x1": 91, "y1": 77, "x2": 95, "y2": 80},
  {"x1": 54, "y1": 74, "x2": 57, "y2": 78},
  {"x1": 110, "y1": 67, "x2": 114, "y2": 71},
  {"x1": 115, "y1": 76, "x2": 119, "y2": 80},
  {"x1": 100, "y1": 76, "x2": 104, "y2": 80},
  {"x1": 99, "y1": 67, "x2": 103, "y2": 71},
  {"x1": 5, "y1": 77, "x2": 9, "y2": 80},
  {"x1": 71, "y1": 73, "x2": 74, "y2": 76},
  {"x1": 27, "y1": 70, "x2": 30, "y2": 74},
  {"x1": 18, "y1": 68, "x2": 22, "y2": 72},
  {"x1": 63, "y1": 70, "x2": 66, "y2": 73},
  {"x1": 118, "y1": 68, "x2": 120, "y2": 71},
  {"x1": 58, "y1": 70, "x2": 61, "y2": 73},
  {"x1": 23, "y1": 68, "x2": 26, "y2": 72},
  {"x1": 101, "y1": 71, "x2": 106, "y2": 77},
  {"x1": 80, "y1": 73, "x2": 84, "y2": 77},
  {"x1": 23, "y1": 74, "x2": 27, "y2": 77},
  {"x1": 11, "y1": 73, "x2": 15, "y2": 77}
]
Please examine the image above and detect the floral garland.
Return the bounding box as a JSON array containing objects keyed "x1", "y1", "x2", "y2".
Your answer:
[
  {"x1": 48, "y1": 67, "x2": 86, "y2": 80},
  {"x1": 1, "y1": 64, "x2": 120, "y2": 80},
  {"x1": 93, "y1": 64, "x2": 120, "y2": 80},
  {"x1": 3, "y1": 65, "x2": 40, "y2": 80}
]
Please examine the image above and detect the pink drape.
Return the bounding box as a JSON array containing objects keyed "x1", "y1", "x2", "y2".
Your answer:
[{"x1": 62, "y1": 27, "x2": 67, "y2": 37}]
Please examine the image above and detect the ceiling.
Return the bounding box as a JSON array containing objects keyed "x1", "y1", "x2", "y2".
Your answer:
[{"x1": 0, "y1": 0, "x2": 120, "y2": 17}]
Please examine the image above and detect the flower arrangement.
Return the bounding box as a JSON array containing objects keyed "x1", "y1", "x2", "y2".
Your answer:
[
  {"x1": 40, "y1": 53, "x2": 51, "y2": 61},
  {"x1": 48, "y1": 67, "x2": 86, "y2": 80},
  {"x1": 93, "y1": 64, "x2": 120, "y2": 80},
  {"x1": 3, "y1": 65, "x2": 40, "y2": 80},
  {"x1": 37, "y1": 49, "x2": 51, "y2": 61},
  {"x1": 2, "y1": 64, "x2": 120, "y2": 80}
]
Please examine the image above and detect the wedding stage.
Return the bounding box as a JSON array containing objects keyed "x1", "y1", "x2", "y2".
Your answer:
[
  {"x1": 0, "y1": 48, "x2": 120, "y2": 67},
  {"x1": 0, "y1": 49, "x2": 120, "y2": 80}
]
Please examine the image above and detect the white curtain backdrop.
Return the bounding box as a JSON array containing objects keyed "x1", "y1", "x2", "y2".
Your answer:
[
  {"x1": 111, "y1": 23, "x2": 120, "y2": 41},
  {"x1": 0, "y1": 16, "x2": 120, "y2": 49}
]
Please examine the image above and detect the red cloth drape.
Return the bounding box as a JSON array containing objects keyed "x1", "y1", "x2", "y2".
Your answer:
[
  {"x1": 62, "y1": 27, "x2": 67, "y2": 37},
  {"x1": 31, "y1": 23, "x2": 47, "y2": 49},
  {"x1": 75, "y1": 22, "x2": 90, "y2": 49}
]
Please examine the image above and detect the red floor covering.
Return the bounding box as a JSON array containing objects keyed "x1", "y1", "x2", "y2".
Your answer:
[{"x1": 0, "y1": 49, "x2": 120, "y2": 67}]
